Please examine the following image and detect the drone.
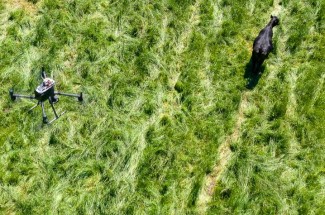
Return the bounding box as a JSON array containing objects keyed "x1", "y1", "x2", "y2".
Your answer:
[{"x1": 9, "y1": 68, "x2": 83, "y2": 124}]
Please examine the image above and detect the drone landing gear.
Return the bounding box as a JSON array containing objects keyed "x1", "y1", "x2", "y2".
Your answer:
[
  {"x1": 41, "y1": 102, "x2": 48, "y2": 124},
  {"x1": 37, "y1": 98, "x2": 66, "y2": 125},
  {"x1": 47, "y1": 97, "x2": 65, "y2": 124},
  {"x1": 28, "y1": 102, "x2": 40, "y2": 112},
  {"x1": 26, "y1": 98, "x2": 65, "y2": 125}
]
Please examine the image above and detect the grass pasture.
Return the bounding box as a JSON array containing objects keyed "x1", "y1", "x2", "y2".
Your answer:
[{"x1": 0, "y1": 0, "x2": 324, "y2": 214}]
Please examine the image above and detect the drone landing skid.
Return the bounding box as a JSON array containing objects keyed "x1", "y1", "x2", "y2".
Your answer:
[{"x1": 47, "y1": 111, "x2": 66, "y2": 125}]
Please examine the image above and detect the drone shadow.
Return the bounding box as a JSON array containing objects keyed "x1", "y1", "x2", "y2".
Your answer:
[{"x1": 244, "y1": 57, "x2": 265, "y2": 89}]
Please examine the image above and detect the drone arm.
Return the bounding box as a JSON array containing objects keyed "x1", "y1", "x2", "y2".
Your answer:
[
  {"x1": 13, "y1": 94, "x2": 35, "y2": 99},
  {"x1": 9, "y1": 89, "x2": 35, "y2": 101},
  {"x1": 55, "y1": 91, "x2": 83, "y2": 102}
]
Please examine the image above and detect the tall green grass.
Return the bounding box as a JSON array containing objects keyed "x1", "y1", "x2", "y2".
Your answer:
[
  {"x1": 207, "y1": 0, "x2": 325, "y2": 214},
  {"x1": 0, "y1": 0, "x2": 324, "y2": 214}
]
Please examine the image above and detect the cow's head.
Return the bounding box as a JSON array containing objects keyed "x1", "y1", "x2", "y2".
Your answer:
[{"x1": 270, "y1": 15, "x2": 280, "y2": 26}]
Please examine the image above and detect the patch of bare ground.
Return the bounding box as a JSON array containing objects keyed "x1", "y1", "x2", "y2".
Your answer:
[{"x1": 5, "y1": 0, "x2": 38, "y2": 14}]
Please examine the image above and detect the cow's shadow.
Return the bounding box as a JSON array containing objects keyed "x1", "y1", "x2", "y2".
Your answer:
[{"x1": 244, "y1": 57, "x2": 265, "y2": 89}]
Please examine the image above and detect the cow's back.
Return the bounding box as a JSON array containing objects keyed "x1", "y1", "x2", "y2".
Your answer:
[{"x1": 253, "y1": 27, "x2": 273, "y2": 55}]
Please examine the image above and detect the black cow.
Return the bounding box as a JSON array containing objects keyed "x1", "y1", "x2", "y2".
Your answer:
[{"x1": 252, "y1": 15, "x2": 279, "y2": 74}]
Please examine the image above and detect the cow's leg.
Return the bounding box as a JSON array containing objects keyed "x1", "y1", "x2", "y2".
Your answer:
[
  {"x1": 257, "y1": 55, "x2": 267, "y2": 74},
  {"x1": 252, "y1": 52, "x2": 259, "y2": 74}
]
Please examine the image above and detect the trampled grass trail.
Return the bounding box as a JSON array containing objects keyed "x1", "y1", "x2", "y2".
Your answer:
[
  {"x1": 286, "y1": 70, "x2": 301, "y2": 154},
  {"x1": 197, "y1": 91, "x2": 249, "y2": 214},
  {"x1": 170, "y1": 0, "x2": 203, "y2": 87}
]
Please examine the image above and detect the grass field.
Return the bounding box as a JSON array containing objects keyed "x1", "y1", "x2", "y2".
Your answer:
[{"x1": 0, "y1": 0, "x2": 324, "y2": 214}]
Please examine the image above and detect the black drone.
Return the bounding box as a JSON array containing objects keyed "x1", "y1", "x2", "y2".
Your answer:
[{"x1": 9, "y1": 68, "x2": 83, "y2": 124}]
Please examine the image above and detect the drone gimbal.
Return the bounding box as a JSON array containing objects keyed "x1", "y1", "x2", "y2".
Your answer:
[{"x1": 9, "y1": 68, "x2": 83, "y2": 124}]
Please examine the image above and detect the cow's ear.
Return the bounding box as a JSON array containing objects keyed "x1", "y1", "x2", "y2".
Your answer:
[{"x1": 271, "y1": 15, "x2": 273, "y2": 18}]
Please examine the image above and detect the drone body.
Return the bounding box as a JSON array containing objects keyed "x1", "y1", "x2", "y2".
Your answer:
[{"x1": 9, "y1": 69, "x2": 83, "y2": 124}]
